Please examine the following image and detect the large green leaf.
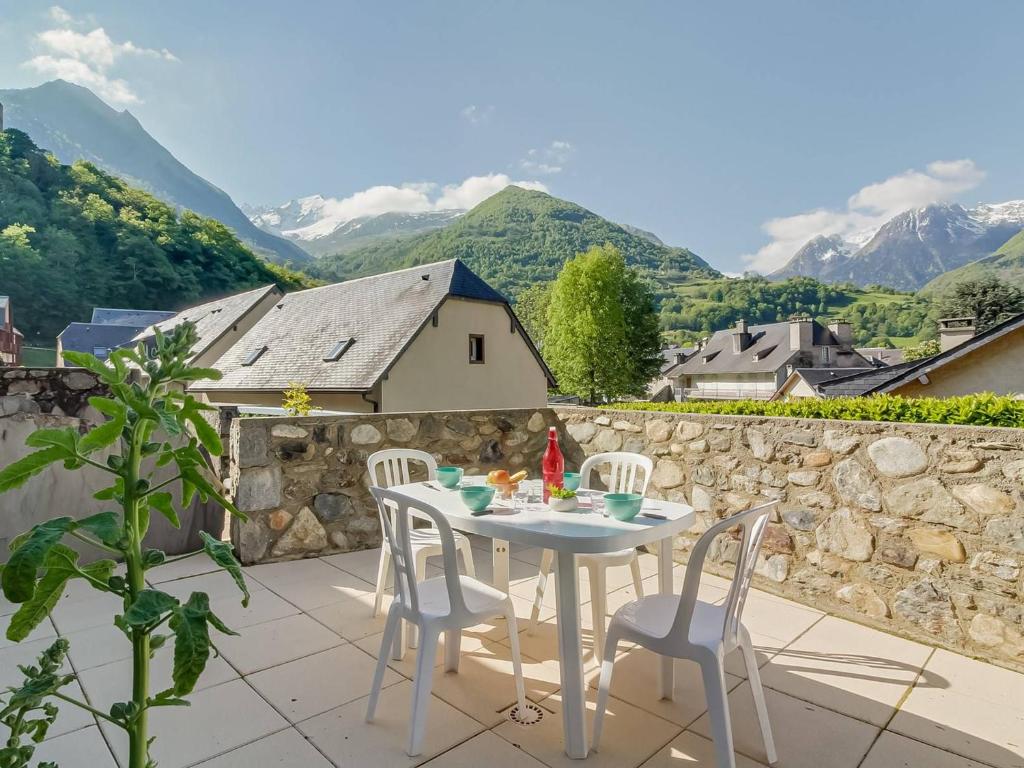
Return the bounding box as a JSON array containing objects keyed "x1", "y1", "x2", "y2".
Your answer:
[
  {"x1": 0, "y1": 446, "x2": 72, "y2": 493},
  {"x1": 87, "y1": 396, "x2": 125, "y2": 418},
  {"x1": 2, "y1": 518, "x2": 76, "y2": 602},
  {"x1": 148, "y1": 491, "x2": 180, "y2": 528},
  {"x1": 168, "y1": 593, "x2": 212, "y2": 696},
  {"x1": 61, "y1": 350, "x2": 118, "y2": 383},
  {"x1": 123, "y1": 589, "x2": 179, "y2": 628},
  {"x1": 25, "y1": 428, "x2": 79, "y2": 455},
  {"x1": 78, "y1": 413, "x2": 126, "y2": 454},
  {"x1": 183, "y1": 406, "x2": 222, "y2": 456},
  {"x1": 175, "y1": 367, "x2": 223, "y2": 382},
  {"x1": 199, "y1": 532, "x2": 249, "y2": 607},
  {"x1": 77, "y1": 511, "x2": 122, "y2": 547}
]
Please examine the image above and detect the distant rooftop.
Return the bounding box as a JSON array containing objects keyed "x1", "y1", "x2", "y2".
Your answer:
[{"x1": 90, "y1": 307, "x2": 177, "y2": 327}]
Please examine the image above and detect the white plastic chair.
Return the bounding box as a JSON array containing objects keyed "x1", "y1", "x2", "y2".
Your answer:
[
  {"x1": 367, "y1": 449, "x2": 476, "y2": 622},
  {"x1": 592, "y1": 501, "x2": 779, "y2": 768},
  {"x1": 366, "y1": 486, "x2": 527, "y2": 756},
  {"x1": 529, "y1": 452, "x2": 654, "y2": 659}
]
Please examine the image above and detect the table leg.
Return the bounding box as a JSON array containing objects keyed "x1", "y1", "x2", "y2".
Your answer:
[
  {"x1": 493, "y1": 538, "x2": 510, "y2": 593},
  {"x1": 657, "y1": 536, "x2": 675, "y2": 700},
  {"x1": 554, "y1": 550, "x2": 588, "y2": 759}
]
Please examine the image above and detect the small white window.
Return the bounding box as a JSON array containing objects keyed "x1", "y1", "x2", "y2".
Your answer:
[
  {"x1": 469, "y1": 335, "x2": 485, "y2": 364},
  {"x1": 93, "y1": 346, "x2": 109, "y2": 359},
  {"x1": 821, "y1": 346, "x2": 831, "y2": 363}
]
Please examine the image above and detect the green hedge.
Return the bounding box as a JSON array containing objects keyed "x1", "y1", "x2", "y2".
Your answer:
[{"x1": 603, "y1": 393, "x2": 1024, "y2": 428}]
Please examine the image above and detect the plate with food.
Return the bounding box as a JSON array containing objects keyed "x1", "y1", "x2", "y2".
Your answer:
[{"x1": 486, "y1": 469, "x2": 528, "y2": 499}]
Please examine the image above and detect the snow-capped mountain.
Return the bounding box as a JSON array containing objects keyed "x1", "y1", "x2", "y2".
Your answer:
[
  {"x1": 771, "y1": 201, "x2": 1024, "y2": 290},
  {"x1": 245, "y1": 198, "x2": 465, "y2": 257}
]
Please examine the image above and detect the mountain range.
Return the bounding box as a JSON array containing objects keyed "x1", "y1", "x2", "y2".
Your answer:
[
  {"x1": 771, "y1": 201, "x2": 1024, "y2": 290},
  {"x1": 305, "y1": 185, "x2": 719, "y2": 298},
  {"x1": 245, "y1": 197, "x2": 464, "y2": 256},
  {"x1": 0, "y1": 80, "x2": 309, "y2": 266}
]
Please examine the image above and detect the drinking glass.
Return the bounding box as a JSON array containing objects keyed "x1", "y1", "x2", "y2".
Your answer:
[
  {"x1": 513, "y1": 486, "x2": 530, "y2": 512},
  {"x1": 592, "y1": 493, "x2": 606, "y2": 517}
]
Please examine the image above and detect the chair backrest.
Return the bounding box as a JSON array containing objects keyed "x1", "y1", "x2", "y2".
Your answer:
[
  {"x1": 579, "y1": 452, "x2": 654, "y2": 495},
  {"x1": 672, "y1": 501, "x2": 777, "y2": 648},
  {"x1": 367, "y1": 449, "x2": 437, "y2": 488},
  {"x1": 370, "y1": 486, "x2": 468, "y2": 619}
]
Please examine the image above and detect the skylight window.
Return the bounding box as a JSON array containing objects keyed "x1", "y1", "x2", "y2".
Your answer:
[
  {"x1": 241, "y1": 345, "x2": 268, "y2": 366},
  {"x1": 323, "y1": 338, "x2": 355, "y2": 362}
]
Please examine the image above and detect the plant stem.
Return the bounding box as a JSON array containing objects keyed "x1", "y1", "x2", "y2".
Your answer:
[
  {"x1": 68, "y1": 529, "x2": 122, "y2": 556},
  {"x1": 158, "y1": 549, "x2": 202, "y2": 566},
  {"x1": 52, "y1": 692, "x2": 121, "y2": 727}
]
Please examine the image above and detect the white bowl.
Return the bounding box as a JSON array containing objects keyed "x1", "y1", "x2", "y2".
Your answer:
[{"x1": 548, "y1": 496, "x2": 579, "y2": 513}]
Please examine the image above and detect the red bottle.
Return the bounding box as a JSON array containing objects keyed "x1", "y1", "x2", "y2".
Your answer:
[{"x1": 542, "y1": 426, "x2": 564, "y2": 502}]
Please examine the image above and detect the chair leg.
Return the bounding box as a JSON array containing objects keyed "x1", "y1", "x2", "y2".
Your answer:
[
  {"x1": 459, "y1": 538, "x2": 477, "y2": 579},
  {"x1": 699, "y1": 654, "x2": 736, "y2": 768},
  {"x1": 504, "y1": 605, "x2": 528, "y2": 713},
  {"x1": 741, "y1": 630, "x2": 777, "y2": 764},
  {"x1": 591, "y1": 626, "x2": 621, "y2": 752},
  {"x1": 407, "y1": 624, "x2": 439, "y2": 757},
  {"x1": 529, "y1": 548, "x2": 554, "y2": 633},
  {"x1": 372, "y1": 547, "x2": 390, "y2": 618},
  {"x1": 443, "y1": 628, "x2": 461, "y2": 673},
  {"x1": 588, "y1": 564, "x2": 607, "y2": 661},
  {"x1": 366, "y1": 607, "x2": 401, "y2": 723},
  {"x1": 629, "y1": 556, "x2": 644, "y2": 598}
]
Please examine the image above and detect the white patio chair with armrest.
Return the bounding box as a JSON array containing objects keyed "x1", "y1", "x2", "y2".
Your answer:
[
  {"x1": 367, "y1": 449, "x2": 476, "y2": 620},
  {"x1": 529, "y1": 451, "x2": 654, "y2": 658},
  {"x1": 366, "y1": 486, "x2": 527, "y2": 756},
  {"x1": 592, "y1": 500, "x2": 779, "y2": 768}
]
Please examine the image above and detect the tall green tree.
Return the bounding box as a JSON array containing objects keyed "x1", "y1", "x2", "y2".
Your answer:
[
  {"x1": 514, "y1": 283, "x2": 552, "y2": 347},
  {"x1": 544, "y1": 244, "x2": 661, "y2": 403},
  {"x1": 939, "y1": 276, "x2": 1024, "y2": 332}
]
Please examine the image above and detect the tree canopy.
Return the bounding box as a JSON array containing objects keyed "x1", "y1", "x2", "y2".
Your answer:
[
  {"x1": 938, "y1": 276, "x2": 1024, "y2": 333},
  {"x1": 0, "y1": 129, "x2": 313, "y2": 343},
  {"x1": 543, "y1": 244, "x2": 662, "y2": 403}
]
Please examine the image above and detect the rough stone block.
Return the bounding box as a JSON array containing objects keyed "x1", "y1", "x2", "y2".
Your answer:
[
  {"x1": 832, "y1": 459, "x2": 882, "y2": 512},
  {"x1": 868, "y1": 437, "x2": 928, "y2": 478},
  {"x1": 908, "y1": 528, "x2": 966, "y2": 563},
  {"x1": 234, "y1": 466, "x2": 282, "y2": 512}
]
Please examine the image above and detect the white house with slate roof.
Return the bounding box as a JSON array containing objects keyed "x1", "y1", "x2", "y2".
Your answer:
[
  {"x1": 190, "y1": 259, "x2": 554, "y2": 413},
  {"x1": 664, "y1": 317, "x2": 870, "y2": 400}
]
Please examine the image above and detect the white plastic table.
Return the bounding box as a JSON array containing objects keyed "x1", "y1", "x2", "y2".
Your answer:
[{"x1": 390, "y1": 478, "x2": 696, "y2": 759}]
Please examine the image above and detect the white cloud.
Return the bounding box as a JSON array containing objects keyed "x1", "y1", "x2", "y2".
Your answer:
[
  {"x1": 520, "y1": 140, "x2": 574, "y2": 175},
  {"x1": 460, "y1": 104, "x2": 494, "y2": 125},
  {"x1": 282, "y1": 174, "x2": 548, "y2": 239},
  {"x1": 23, "y1": 11, "x2": 177, "y2": 105},
  {"x1": 744, "y1": 159, "x2": 986, "y2": 273}
]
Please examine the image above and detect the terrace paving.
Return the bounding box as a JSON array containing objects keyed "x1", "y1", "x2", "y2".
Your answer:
[{"x1": 6, "y1": 540, "x2": 1024, "y2": 768}]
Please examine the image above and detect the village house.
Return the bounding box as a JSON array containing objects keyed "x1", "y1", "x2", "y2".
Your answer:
[
  {"x1": 56, "y1": 307, "x2": 177, "y2": 365},
  {"x1": 662, "y1": 316, "x2": 870, "y2": 400},
  {"x1": 188, "y1": 259, "x2": 553, "y2": 412},
  {"x1": 0, "y1": 296, "x2": 23, "y2": 365}
]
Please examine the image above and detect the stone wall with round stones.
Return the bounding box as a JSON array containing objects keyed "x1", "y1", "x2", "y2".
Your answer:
[
  {"x1": 228, "y1": 408, "x2": 560, "y2": 565},
  {"x1": 554, "y1": 407, "x2": 1024, "y2": 670}
]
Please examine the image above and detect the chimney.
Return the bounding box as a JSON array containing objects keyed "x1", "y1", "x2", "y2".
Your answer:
[
  {"x1": 938, "y1": 317, "x2": 975, "y2": 352},
  {"x1": 731, "y1": 318, "x2": 751, "y2": 353},
  {"x1": 789, "y1": 316, "x2": 813, "y2": 351},
  {"x1": 827, "y1": 318, "x2": 852, "y2": 346},
  {"x1": 674, "y1": 352, "x2": 686, "y2": 365}
]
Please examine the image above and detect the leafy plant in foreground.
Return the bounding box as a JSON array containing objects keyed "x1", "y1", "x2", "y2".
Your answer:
[
  {"x1": 0, "y1": 639, "x2": 73, "y2": 768},
  {"x1": 0, "y1": 323, "x2": 249, "y2": 768},
  {"x1": 282, "y1": 381, "x2": 312, "y2": 416}
]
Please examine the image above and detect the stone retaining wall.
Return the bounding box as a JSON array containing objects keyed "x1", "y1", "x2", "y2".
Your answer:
[
  {"x1": 226, "y1": 404, "x2": 1024, "y2": 671},
  {"x1": 557, "y1": 407, "x2": 1024, "y2": 670},
  {"x1": 228, "y1": 408, "x2": 561, "y2": 565}
]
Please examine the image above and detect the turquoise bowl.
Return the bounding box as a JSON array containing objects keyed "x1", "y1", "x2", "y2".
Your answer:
[
  {"x1": 604, "y1": 493, "x2": 643, "y2": 521},
  {"x1": 460, "y1": 485, "x2": 495, "y2": 512},
  {"x1": 436, "y1": 466, "x2": 464, "y2": 489},
  {"x1": 562, "y1": 472, "x2": 581, "y2": 491}
]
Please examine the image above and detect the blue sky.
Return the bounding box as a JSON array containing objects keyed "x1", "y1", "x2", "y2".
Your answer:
[{"x1": 1, "y1": 1, "x2": 1022, "y2": 273}]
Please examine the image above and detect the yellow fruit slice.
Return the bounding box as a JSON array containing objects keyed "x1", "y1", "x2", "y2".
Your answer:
[{"x1": 509, "y1": 470, "x2": 528, "y2": 483}]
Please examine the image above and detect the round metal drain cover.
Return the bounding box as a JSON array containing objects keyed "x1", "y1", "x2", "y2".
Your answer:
[{"x1": 508, "y1": 702, "x2": 544, "y2": 726}]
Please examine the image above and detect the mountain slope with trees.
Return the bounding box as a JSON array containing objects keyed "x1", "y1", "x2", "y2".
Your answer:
[
  {"x1": 918, "y1": 229, "x2": 1024, "y2": 297},
  {"x1": 310, "y1": 186, "x2": 719, "y2": 298},
  {"x1": 0, "y1": 79, "x2": 310, "y2": 266},
  {"x1": 0, "y1": 128, "x2": 311, "y2": 342}
]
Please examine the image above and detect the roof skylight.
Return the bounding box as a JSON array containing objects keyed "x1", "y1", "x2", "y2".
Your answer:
[
  {"x1": 323, "y1": 338, "x2": 355, "y2": 362},
  {"x1": 241, "y1": 345, "x2": 268, "y2": 366}
]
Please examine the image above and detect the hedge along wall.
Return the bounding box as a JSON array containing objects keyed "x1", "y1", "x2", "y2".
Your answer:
[{"x1": 228, "y1": 405, "x2": 1024, "y2": 671}]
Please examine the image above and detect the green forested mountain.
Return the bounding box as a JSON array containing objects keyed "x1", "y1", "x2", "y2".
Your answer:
[
  {"x1": 0, "y1": 128, "x2": 312, "y2": 343},
  {"x1": 310, "y1": 186, "x2": 719, "y2": 297},
  {"x1": 918, "y1": 229, "x2": 1024, "y2": 297},
  {"x1": 659, "y1": 276, "x2": 934, "y2": 347}
]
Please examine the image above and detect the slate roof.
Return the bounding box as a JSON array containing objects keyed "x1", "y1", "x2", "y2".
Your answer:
[
  {"x1": 854, "y1": 311, "x2": 1024, "y2": 395},
  {"x1": 856, "y1": 347, "x2": 905, "y2": 367},
  {"x1": 666, "y1": 320, "x2": 851, "y2": 376},
  {"x1": 660, "y1": 345, "x2": 695, "y2": 373},
  {"x1": 59, "y1": 322, "x2": 148, "y2": 355},
  {"x1": 195, "y1": 259, "x2": 552, "y2": 392},
  {"x1": 815, "y1": 361, "x2": 922, "y2": 397},
  {"x1": 90, "y1": 308, "x2": 177, "y2": 326},
  {"x1": 137, "y1": 285, "x2": 281, "y2": 361},
  {"x1": 792, "y1": 367, "x2": 879, "y2": 388}
]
